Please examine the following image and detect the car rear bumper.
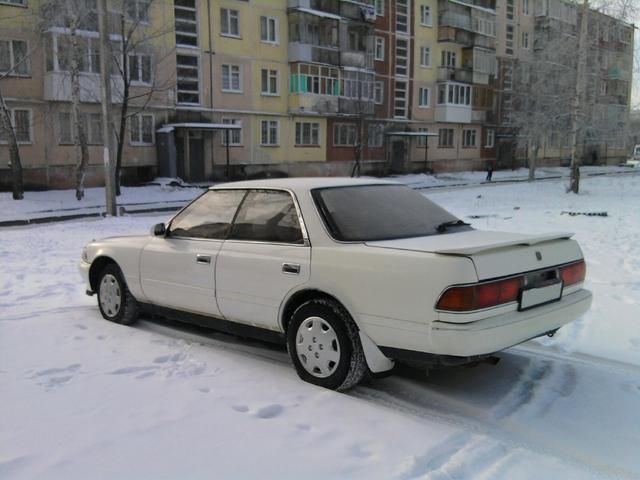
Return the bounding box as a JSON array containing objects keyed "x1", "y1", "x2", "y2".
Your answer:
[{"x1": 427, "y1": 288, "x2": 592, "y2": 357}]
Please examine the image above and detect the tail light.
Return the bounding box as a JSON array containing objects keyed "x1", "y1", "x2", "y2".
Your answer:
[
  {"x1": 560, "y1": 260, "x2": 586, "y2": 286},
  {"x1": 436, "y1": 276, "x2": 523, "y2": 312}
]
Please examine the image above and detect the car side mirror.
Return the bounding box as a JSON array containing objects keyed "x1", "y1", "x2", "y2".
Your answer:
[{"x1": 152, "y1": 223, "x2": 166, "y2": 236}]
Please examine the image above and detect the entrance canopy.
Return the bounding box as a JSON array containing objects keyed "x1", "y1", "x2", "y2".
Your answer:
[
  {"x1": 158, "y1": 123, "x2": 241, "y2": 133},
  {"x1": 385, "y1": 131, "x2": 440, "y2": 137}
]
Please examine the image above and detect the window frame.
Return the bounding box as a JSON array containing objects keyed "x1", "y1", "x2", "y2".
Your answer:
[
  {"x1": 174, "y1": 0, "x2": 198, "y2": 47},
  {"x1": 462, "y1": 128, "x2": 477, "y2": 148},
  {"x1": 418, "y1": 87, "x2": 430, "y2": 108},
  {"x1": 128, "y1": 52, "x2": 153, "y2": 85},
  {"x1": 420, "y1": 46, "x2": 431, "y2": 68},
  {"x1": 420, "y1": 4, "x2": 432, "y2": 27},
  {"x1": 221, "y1": 118, "x2": 242, "y2": 146},
  {"x1": 176, "y1": 53, "x2": 200, "y2": 105},
  {"x1": 438, "y1": 128, "x2": 455, "y2": 148},
  {"x1": 129, "y1": 113, "x2": 155, "y2": 146},
  {"x1": 220, "y1": 8, "x2": 241, "y2": 38},
  {"x1": 221, "y1": 63, "x2": 243, "y2": 93},
  {"x1": 0, "y1": 108, "x2": 32, "y2": 144},
  {"x1": 220, "y1": 188, "x2": 309, "y2": 246},
  {"x1": 260, "y1": 119, "x2": 279, "y2": 146},
  {"x1": 374, "y1": 36, "x2": 385, "y2": 61},
  {"x1": 126, "y1": 0, "x2": 151, "y2": 24},
  {"x1": 259, "y1": 16, "x2": 279, "y2": 44},
  {"x1": 295, "y1": 121, "x2": 320, "y2": 147},
  {"x1": 485, "y1": 128, "x2": 495, "y2": 148},
  {"x1": 0, "y1": 39, "x2": 30, "y2": 76},
  {"x1": 333, "y1": 123, "x2": 358, "y2": 146},
  {"x1": 261, "y1": 68, "x2": 279, "y2": 96}
]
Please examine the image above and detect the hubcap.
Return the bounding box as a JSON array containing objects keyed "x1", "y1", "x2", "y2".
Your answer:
[
  {"x1": 99, "y1": 274, "x2": 121, "y2": 318},
  {"x1": 295, "y1": 316, "x2": 340, "y2": 378}
]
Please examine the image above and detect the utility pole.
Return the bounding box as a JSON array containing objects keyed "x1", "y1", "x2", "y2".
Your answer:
[
  {"x1": 569, "y1": 0, "x2": 589, "y2": 194},
  {"x1": 98, "y1": 0, "x2": 117, "y2": 216}
]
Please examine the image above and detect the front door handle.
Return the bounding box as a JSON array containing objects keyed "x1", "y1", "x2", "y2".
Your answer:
[
  {"x1": 196, "y1": 254, "x2": 211, "y2": 265},
  {"x1": 282, "y1": 263, "x2": 300, "y2": 275}
]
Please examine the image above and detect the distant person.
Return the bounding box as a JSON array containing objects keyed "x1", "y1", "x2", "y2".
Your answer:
[{"x1": 486, "y1": 162, "x2": 493, "y2": 182}]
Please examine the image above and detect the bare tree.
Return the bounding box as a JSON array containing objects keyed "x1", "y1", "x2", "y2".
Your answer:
[
  {"x1": 0, "y1": 86, "x2": 23, "y2": 200},
  {"x1": 109, "y1": 0, "x2": 174, "y2": 195}
]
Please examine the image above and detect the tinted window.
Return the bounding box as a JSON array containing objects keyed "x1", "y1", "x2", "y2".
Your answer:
[
  {"x1": 229, "y1": 190, "x2": 304, "y2": 244},
  {"x1": 313, "y1": 185, "x2": 469, "y2": 241},
  {"x1": 169, "y1": 190, "x2": 245, "y2": 239}
]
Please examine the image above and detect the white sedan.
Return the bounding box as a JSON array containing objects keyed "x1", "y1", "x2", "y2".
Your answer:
[{"x1": 80, "y1": 178, "x2": 592, "y2": 390}]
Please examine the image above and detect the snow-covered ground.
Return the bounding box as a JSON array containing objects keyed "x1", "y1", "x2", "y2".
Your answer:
[{"x1": 1, "y1": 175, "x2": 639, "y2": 479}]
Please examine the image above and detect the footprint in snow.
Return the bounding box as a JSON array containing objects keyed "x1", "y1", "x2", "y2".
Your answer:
[
  {"x1": 232, "y1": 404, "x2": 249, "y2": 413},
  {"x1": 74, "y1": 324, "x2": 88, "y2": 330},
  {"x1": 30, "y1": 364, "x2": 81, "y2": 389},
  {"x1": 254, "y1": 404, "x2": 284, "y2": 419}
]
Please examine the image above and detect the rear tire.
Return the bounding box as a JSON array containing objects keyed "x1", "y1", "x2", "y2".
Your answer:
[
  {"x1": 97, "y1": 264, "x2": 139, "y2": 325},
  {"x1": 286, "y1": 298, "x2": 367, "y2": 391}
]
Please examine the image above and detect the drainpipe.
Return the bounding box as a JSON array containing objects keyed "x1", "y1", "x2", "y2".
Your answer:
[{"x1": 207, "y1": 0, "x2": 215, "y2": 180}]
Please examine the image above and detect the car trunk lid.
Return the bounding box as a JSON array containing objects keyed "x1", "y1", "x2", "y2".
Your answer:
[{"x1": 366, "y1": 230, "x2": 583, "y2": 280}]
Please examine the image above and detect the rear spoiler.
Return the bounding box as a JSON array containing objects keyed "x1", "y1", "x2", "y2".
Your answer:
[{"x1": 431, "y1": 232, "x2": 575, "y2": 256}]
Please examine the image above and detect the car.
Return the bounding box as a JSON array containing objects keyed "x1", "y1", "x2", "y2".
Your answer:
[{"x1": 79, "y1": 178, "x2": 592, "y2": 390}]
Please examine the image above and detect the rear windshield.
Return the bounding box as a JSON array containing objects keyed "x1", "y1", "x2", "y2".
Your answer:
[{"x1": 312, "y1": 184, "x2": 470, "y2": 242}]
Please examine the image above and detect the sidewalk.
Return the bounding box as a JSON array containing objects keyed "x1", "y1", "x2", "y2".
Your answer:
[{"x1": 1, "y1": 166, "x2": 636, "y2": 226}]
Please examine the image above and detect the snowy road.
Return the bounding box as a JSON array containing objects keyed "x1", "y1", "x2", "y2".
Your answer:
[{"x1": 2, "y1": 175, "x2": 639, "y2": 479}]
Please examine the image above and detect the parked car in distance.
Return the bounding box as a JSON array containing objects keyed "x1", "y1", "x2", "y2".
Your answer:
[
  {"x1": 620, "y1": 144, "x2": 640, "y2": 167},
  {"x1": 80, "y1": 178, "x2": 592, "y2": 390}
]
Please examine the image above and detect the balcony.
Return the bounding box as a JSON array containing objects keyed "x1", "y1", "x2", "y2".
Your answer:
[
  {"x1": 339, "y1": 1, "x2": 376, "y2": 23},
  {"x1": 288, "y1": 0, "x2": 340, "y2": 15},
  {"x1": 44, "y1": 71, "x2": 123, "y2": 103},
  {"x1": 436, "y1": 104, "x2": 472, "y2": 123},
  {"x1": 289, "y1": 94, "x2": 339, "y2": 115},
  {"x1": 340, "y1": 51, "x2": 374, "y2": 69},
  {"x1": 438, "y1": 26, "x2": 495, "y2": 48},
  {"x1": 338, "y1": 97, "x2": 374, "y2": 115},
  {"x1": 438, "y1": 67, "x2": 474, "y2": 84},
  {"x1": 289, "y1": 43, "x2": 340, "y2": 65}
]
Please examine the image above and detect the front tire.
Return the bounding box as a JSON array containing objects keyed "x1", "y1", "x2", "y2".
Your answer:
[
  {"x1": 287, "y1": 298, "x2": 367, "y2": 391},
  {"x1": 97, "y1": 264, "x2": 139, "y2": 325}
]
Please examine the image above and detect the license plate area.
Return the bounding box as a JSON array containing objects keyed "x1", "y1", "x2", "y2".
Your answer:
[{"x1": 519, "y1": 269, "x2": 563, "y2": 311}]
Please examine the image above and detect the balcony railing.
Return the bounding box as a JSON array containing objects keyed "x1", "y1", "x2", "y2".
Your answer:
[
  {"x1": 438, "y1": 67, "x2": 474, "y2": 83},
  {"x1": 340, "y1": 51, "x2": 374, "y2": 69},
  {"x1": 289, "y1": 43, "x2": 340, "y2": 65}
]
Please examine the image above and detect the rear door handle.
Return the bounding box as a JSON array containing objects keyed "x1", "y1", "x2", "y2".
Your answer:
[
  {"x1": 196, "y1": 254, "x2": 211, "y2": 265},
  {"x1": 282, "y1": 263, "x2": 300, "y2": 275}
]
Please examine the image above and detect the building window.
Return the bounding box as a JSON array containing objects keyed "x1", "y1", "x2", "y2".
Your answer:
[
  {"x1": 420, "y1": 46, "x2": 431, "y2": 67},
  {"x1": 176, "y1": 54, "x2": 199, "y2": 104},
  {"x1": 439, "y1": 128, "x2": 454, "y2": 148},
  {"x1": 55, "y1": 36, "x2": 101, "y2": 74},
  {"x1": 0, "y1": 0, "x2": 27, "y2": 4},
  {"x1": 437, "y1": 83, "x2": 471, "y2": 105},
  {"x1": 221, "y1": 8, "x2": 240, "y2": 37},
  {"x1": 418, "y1": 87, "x2": 430, "y2": 107},
  {"x1": 0, "y1": 39, "x2": 29, "y2": 76},
  {"x1": 395, "y1": 38, "x2": 408, "y2": 76},
  {"x1": 295, "y1": 122, "x2": 320, "y2": 146},
  {"x1": 221, "y1": 64, "x2": 242, "y2": 92},
  {"x1": 261, "y1": 68, "x2": 278, "y2": 95},
  {"x1": 506, "y1": 25, "x2": 514, "y2": 55},
  {"x1": 128, "y1": 53, "x2": 152, "y2": 84},
  {"x1": 485, "y1": 129, "x2": 495, "y2": 148},
  {"x1": 221, "y1": 118, "x2": 242, "y2": 146},
  {"x1": 126, "y1": 0, "x2": 150, "y2": 23},
  {"x1": 420, "y1": 5, "x2": 432, "y2": 26},
  {"x1": 260, "y1": 16, "x2": 278, "y2": 44},
  {"x1": 394, "y1": 80, "x2": 408, "y2": 118},
  {"x1": 290, "y1": 64, "x2": 340, "y2": 96},
  {"x1": 375, "y1": 0, "x2": 384, "y2": 16},
  {"x1": 523, "y1": 0, "x2": 530, "y2": 15},
  {"x1": 506, "y1": 0, "x2": 514, "y2": 20},
  {"x1": 441, "y1": 50, "x2": 456, "y2": 67},
  {"x1": 462, "y1": 129, "x2": 476, "y2": 147},
  {"x1": 260, "y1": 120, "x2": 279, "y2": 146},
  {"x1": 375, "y1": 36, "x2": 385, "y2": 61},
  {"x1": 374, "y1": 81, "x2": 383, "y2": 104},
  {"x1": 130, "y1": 114, "x2": 154, "y2": 145},
  {"x1": 334, "y1": 123, "x2": 357, "y2": 146},
  {"x1": 59, "y1": 112, "x2": 103, "y2": 145},
  {"x1": 0, "y1": 109, "x2": 31, "y2": 144},
  {"x1": 174, "y1": 0, "x2": 197, "y2": 47},
  {"x1": 341, "y1": 70, "x2": 375, "y2": 100},
  {"x1": 368, "y1": 123, "x2": 384, "y2": 148},
  {"x1": 417, "y1": 127, "x2": 429, "y2": 147},
  {"x1": 396, "y1": 0, "x2": 409, "y2": 33},
  {"x1": 521, "y1": 32, "x2": 529, "y2": 49}
]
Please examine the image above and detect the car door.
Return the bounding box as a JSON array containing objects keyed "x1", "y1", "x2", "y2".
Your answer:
[
  {"x1": 215, "y1": 189, "x2": 311, "y2": 331},
  {"x1": 139, "y1": 189, "x2": 245, "y2": 317}
]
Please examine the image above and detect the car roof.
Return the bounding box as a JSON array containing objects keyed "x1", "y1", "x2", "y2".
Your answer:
[{"x1": 210, "y1": 177, "x2": 399, "y2": 194}]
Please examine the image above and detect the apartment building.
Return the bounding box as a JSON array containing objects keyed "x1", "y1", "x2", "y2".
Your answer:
[
  {"x1": 0, "y1": 0, "x2": 633, "y2": 189},
  {"x1": 0, "y1": 0, "x2": 176, "y2": 189},
  {"x1": 494, "y1": 0, "x2": 634, "y2": 167}
]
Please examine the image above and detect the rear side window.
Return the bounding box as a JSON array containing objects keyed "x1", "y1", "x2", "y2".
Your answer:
[
  {"x1": 169, "y1": 190, "x2": 245, "y2": 239},
  {"x1": 229, "y1": 190, "x2": 304, "y2": 244}
]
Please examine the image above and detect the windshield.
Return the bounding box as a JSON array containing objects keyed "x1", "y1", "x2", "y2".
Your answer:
[{"x1": 312, "y1": 184, "x2": 472, "y2": 242}]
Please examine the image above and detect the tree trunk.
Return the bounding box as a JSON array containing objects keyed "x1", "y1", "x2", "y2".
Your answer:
[
  {"x1": 70, "y1": 23, "x2": 89, "y2": 201},
  {"x1": 114, "y1": 13, "x2": 128, "y2": 196},
  {"x1": 528, "y1": 142, "x2": 539, "y2": 182},
  {"x1": 569, "y1": 0, "x2": 590, "y2": 194},
  {"x1": 0, "y1": 87, "x2": 23, "y2": 199}
]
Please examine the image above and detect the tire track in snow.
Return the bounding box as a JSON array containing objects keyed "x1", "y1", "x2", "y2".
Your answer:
[{"x1": 0, "y1": 304, "x2": 96, "y2": 322}]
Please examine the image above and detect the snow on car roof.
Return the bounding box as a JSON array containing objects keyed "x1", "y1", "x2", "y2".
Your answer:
[{"x1": 211, "y1": 177, "x2": 399, "y2": 193}]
